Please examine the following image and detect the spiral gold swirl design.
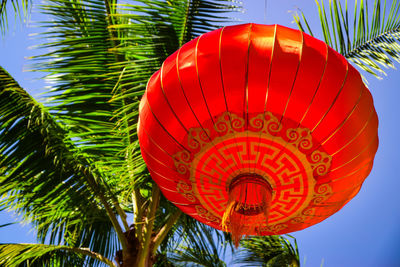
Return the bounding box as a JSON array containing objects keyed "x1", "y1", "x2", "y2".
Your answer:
[
  {"x1": 302, "y1": 207, "x2": 315, "y2": 216},
  {"x1": 265, "y1": 223, "x2": 288, "y2": 233},
  {"x1": 231, "y1": 115, "x2": 245, "y2": 131},
  {"x1": 249, "y1": 114, "x2": 264, "y2": 130},
  {"x1": 264, "y1": 112, "x2": 282, "y2": 133},
  {"x1": 299, "y1": 137, "x2": 312, "y2": 150},
  {"x1": 312, "y1": 196, "x2": 326, "y2": 204},
  {"x1": 287, "y1": 128, "x2": 301, "y2": 142},
  {"x1": 177, "y1": 181, "x2": 197, "y2": 202},
  {"x1": 310, "y1": 150, "x2": 323, "y2": 162},
  {"x1": 175, "y1": 163, "x2": 189, "y2": 175},
  {"x1": 315, "y1": 183, "x2": 332, "y2": 194},
  {"x1": 173, "y1": 151, "x2": 191, "y2": 175},
  {"x1": 188, "y1": 128, "x2": 211, "y2": 149},
  {"x1": 215, "y1": 122, "x2": 228, "y2": 133},
  {"x1": 177, "y1": 180, "x2": 192, "y2": 191},
  {"x1": 291, "y1": 216, "x2": 306, "y2": 224},
  {"x1": 187, "y1": 134, "x2": 201, "y2": 150},
  {"x1": 310, "y1": 151, "x2": 331, "y2": 176},
  {"x1": 196, "y1": 206, "x2": 220, "y2": 223}
]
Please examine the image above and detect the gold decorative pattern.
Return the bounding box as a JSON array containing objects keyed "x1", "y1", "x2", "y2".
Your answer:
[
  {"x1": 286, "y1": 128, "x2": 313, "y2": 150},
  {"x1": 312, "y1": 183, "x2": 333, "y2": 204},
  {"x1": 310, "y1": 150, "x2": 332, "y2": 176},
  {"x1": 173, "y1": 150, "x2": 191, "y2": 176},
  {"x1": 187, "y1": 128, "x2": 211, "y2": 150},
  {"x1": 173, "y1": 111, "x2": 333, "y2": 234},
  {"x1": 177, "y1": 180, "x2": 197, "y2": 203},
  {"x1": 195, "y1": 206, "x2": 221, "y2": 223}
]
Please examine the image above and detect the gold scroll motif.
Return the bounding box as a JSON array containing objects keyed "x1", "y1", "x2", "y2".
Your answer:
[
  {"x1": 173, "y1": 112, "x2": 333, "y2": 232},
  {"x1": 176, "y1": 180, "x2": 196, "y2": 203},
  {"x1": 195, "y1": 206, "x2": 221, "y2": 224}
]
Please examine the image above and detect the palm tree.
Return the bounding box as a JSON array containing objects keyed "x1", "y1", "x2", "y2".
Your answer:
[
  {"x1": 0, "y1": 0, "x2": 245, "y2": 265},
  {"x1": 1, "y1": 0, "x2": 400, "y2": 266}
]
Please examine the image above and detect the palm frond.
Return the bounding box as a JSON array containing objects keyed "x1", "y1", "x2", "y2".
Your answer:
[
  {"x1": 0, "y1": 0, "x2": 30, "y2": 34},
  {"x1": 0, "y1": 243, "x2": 115, "y2": 267},
  {"x1": 293, "y1": 0, "x2": 400, "y2": 79},
  {"x1": 0, "y1": 222, "x2": 16, "y2": 228},
  {"x1": 107, "y1": 0, "x2": 244, "y2": 200},
  {"x1": 165, "y1": 217, "x2": 229, "y2": 267},
  {"x1": 234, "y1": 235, "x2": 300, "y2": 267},
  {"x1": 32, "y1": 0, "x2": 133, "y2": 202},
  {"x1": 0, "y1": 66, "x2": 120, "y2": 263}
]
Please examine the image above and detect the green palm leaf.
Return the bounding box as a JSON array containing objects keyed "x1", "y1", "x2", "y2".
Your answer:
[
  {"x1": 0, "y1": 0, "x2": 30, "y2": 33},
  {"x1": 293, "y1": 0, "x2": 400, "y2": 79},
  {"x1": 0, "y1": 66, "x2": 120, "y2": 264},
  {"x1": 32, "y1": 0, "x2": 139, "y2": 237},
  {"x1": 235, "y1": 235, "x2": 300, "y2": 267},
  {"x1": 0, "y1": 243, "x2": 115, "y2": 266},
  {"x1": 164, "y1": 217, "x2": 231, "y2": 267},
  {"x1": 34, "y1": 0, "x2": 128, "y2": 183}
]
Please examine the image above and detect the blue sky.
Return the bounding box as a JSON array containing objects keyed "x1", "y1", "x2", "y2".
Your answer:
[{"x1": 1, "y1": 1, "x2": 400, "y2": 266}]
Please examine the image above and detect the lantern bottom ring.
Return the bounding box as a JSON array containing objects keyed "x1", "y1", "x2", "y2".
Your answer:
[{"x1": 227, "y1": 173, "x2": 273, "y2": 216}]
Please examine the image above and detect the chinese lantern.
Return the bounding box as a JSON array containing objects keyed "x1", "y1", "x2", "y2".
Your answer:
[{"x1": 137, "y1": 24, "x2": 379, "y2": 243}]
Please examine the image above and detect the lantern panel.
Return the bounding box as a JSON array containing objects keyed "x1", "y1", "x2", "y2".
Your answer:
[
  {"x1": 220, "y1": 24, "x2": 250, "y2": 116},
  {"x1": 265, "y1": 26, "x2": 302, "y2": 117},
  {"x1": 283, "y1": 33, "x2": 327, "y2": 124},
  {"x1": 160, "y1": 50, "x2": 200, "y2": 131},
  {"x1": 247, "y1": 24, "x2": 275, "y2": 114},
  {"x1": 177, "y1": 38, "x2": 211, "y2": 128},
  {"x1": 299, "y1": 48, "x2": 348, "y2": 131},
  {"x1": 146, "y1": 72, "x2": 189, "y2": 146},
  {"x1": 321, "y1": 90, "x2": 375, "y2": 154},
  {"x1": 197, "y1": 27, "x2": 227, "y2": 119},
  {"x1": 311, "y1": 66, "x2": 364, "y2": 142}
]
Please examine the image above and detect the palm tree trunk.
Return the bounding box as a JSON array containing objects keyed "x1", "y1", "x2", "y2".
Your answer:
[
  {"x1": 122, "y1": 249, "x2": 139, "y2": 267},
  {"x1": 114, "y1": 225, "x2": 140, "y2": 266}
]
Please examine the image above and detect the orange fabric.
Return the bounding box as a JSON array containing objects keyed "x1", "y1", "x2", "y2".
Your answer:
[{"x1": 138, "y1": 24, "x2": 379, "y2": 236}]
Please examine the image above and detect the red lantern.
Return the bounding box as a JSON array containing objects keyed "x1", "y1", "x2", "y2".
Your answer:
[{"x1": 138, "y1": 24, "x2": 379, "y2": 243}]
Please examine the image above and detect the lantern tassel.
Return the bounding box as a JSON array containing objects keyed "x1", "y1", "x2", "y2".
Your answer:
[{"x1": 221, "y1": 177, "x2": 272, "y2": 247}]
